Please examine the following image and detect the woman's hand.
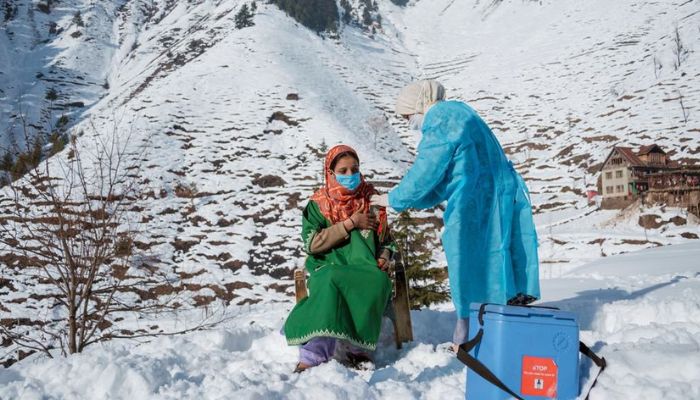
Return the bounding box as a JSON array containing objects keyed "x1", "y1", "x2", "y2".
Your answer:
[
  {"x1": 377, "y1": 257, "x2": 389, "y2": 272},
  {"x1": 348, "y1": 210, "x2": 378, "y2": 231}
]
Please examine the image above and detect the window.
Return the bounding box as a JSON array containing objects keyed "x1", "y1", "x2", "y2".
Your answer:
[
  {"x1": 616, "y1": 170, "x2": 623, "y2": 178},
  {"x1": 605, "y1": 172, "x2": 612, "y2": 179},
  {"x1": 616, "y1": 185, "x2": 624, "y2": 193},
  {"x1": 606, "y1": 186, "x2": 613, "y2": 194}
]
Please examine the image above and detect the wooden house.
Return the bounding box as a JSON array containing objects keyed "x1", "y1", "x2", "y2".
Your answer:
[{"x1": 599, "y1": 145, "x2": 673, "y2": 208}]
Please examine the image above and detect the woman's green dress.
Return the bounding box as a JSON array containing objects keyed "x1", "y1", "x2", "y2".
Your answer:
[{"x1": 284, "y1": 201, "x2": 394, "y2": 350}]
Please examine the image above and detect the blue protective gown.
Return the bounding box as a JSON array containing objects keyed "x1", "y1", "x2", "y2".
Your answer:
[{"x1": 388, "y1": 101, "x2": 540, "y2": 318}]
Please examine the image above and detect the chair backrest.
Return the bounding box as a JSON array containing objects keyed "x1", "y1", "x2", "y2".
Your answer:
[{"x1": 294, "y1": 268, "x2": 307, "y2": 303}]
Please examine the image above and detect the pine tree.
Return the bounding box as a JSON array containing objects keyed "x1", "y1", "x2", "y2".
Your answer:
[
  {"x1": 392, "y1": 211, "x2": 450, "y2": 309},
  {"x1": 45, "y1": 88, "x2": 58, "y2": 101},
  {"x1": 340, "y1": 0, "x2": 352, "y2": 24},
  {"x1": 251, "y1": 1, "x2": 257, "y2": 12},
  {"x1": 362, "y1": 6, "x2": 373, "y2": 27},
  {"x1": 272, "y1": 0, "x2": 339, "y2": 33},
  {"x1": 72, "y1": 11, "x2": 84, "y2": 27},
  {"x1": 316, "y1": 139, "x2": 328, "y2": 188},
  {"x1": 0, "y1": 151, "x2": 13, "y2": 172},
  {"x1": 13, "y1": 139, "x2": 44, "y2": 179},
  {"x1": 319, "y1": 138, "x2": 328, "y2": 154},
  {"x1": 55, "y1": 115, "x2": 69, "y2": 130},
  {"x1": 4, "y1": 1, "x2": 17, "y2": 22},
  {"x1": 36, "y1": 1, "x2": 50, "y2": 14},
  {"x1": 49, "y1": 132, "x2": 66, "y2": 155},
  {"x1": 235, "y1": 4, "x2": 255, "y2": 29},
  {"x1": 28, "y1": 138, "x2": 44, "y2": 166}
]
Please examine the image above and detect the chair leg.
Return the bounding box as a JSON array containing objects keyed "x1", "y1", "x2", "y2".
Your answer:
[
  {"x1": 383, "y1": 300, "x2": 402, "y2": 350},
  {"x1": 392, "y1": 260, "x2": 414, "y2": 345},
  {"x1": 392, "y1": 315, "x2": 402, "y2": 350}
]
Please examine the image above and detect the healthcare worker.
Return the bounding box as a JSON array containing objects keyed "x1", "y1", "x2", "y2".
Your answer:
[{"x1": 370, "y1": 80, "x2": 541, "y2": 346}]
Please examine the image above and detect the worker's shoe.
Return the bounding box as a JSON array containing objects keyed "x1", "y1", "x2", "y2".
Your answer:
[
  {"x1": 507, "y1": 293, "x2": 537, "y2": 306},
  {"x1": 344, "y1": 351, "x2": 374, "y2": 370}
]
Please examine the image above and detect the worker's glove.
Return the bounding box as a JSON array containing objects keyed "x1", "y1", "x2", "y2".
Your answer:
[{"x1": 370, "y1": 193, "x2": 389, "y2": 208}]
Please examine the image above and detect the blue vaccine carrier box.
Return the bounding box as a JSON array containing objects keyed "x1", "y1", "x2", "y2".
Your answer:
[{"x1": 465, "y1": 303, "x2": 580, "y2": 400}]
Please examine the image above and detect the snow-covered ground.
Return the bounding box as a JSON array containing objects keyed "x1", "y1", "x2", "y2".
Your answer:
[{"x1": 1, "y1": 243, "x2": 699, "y2": 399}]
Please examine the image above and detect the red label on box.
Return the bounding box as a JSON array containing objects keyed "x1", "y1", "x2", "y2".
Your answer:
[{"x1": 521, "y1": 356, "x2": 558, "y2": 398}]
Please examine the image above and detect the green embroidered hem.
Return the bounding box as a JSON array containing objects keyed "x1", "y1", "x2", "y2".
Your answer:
[{"x1": 286, "y1": 329, "x2": 378, "y2": 351}]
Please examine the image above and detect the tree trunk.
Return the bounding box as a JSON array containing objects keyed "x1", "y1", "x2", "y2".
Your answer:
[{"x1": 68, "y1": 296, "x2": 77, "y2": 354}]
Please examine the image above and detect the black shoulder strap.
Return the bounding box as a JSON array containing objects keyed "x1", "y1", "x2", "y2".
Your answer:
[
  {"x1": 457, "y1": 337, "x2": 525, "y2": 400},
  {"x1": 456, "y1": 304, "x2": 607, "y2": 400},
  {"x1": 579, "y1": 341, "x2": 607, "y2": 400},
  {"x1": 457, "y1": 304, "x2": 525, "y2": 400}
]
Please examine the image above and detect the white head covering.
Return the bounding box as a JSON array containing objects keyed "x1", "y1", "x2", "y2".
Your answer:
[{"x1": 395, "y1": 80, "x2": 446, "y2": 116}]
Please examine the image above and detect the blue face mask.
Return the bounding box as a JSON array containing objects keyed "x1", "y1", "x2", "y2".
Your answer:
[{"x1": 335, "y1": 172, "x2": 361, "y2": 191}]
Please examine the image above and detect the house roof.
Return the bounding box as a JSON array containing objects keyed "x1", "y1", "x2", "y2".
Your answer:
[
  {"x1": 638, "y1": 144, "x2": 666, "y2": 156},
  {"x1": 614, "y1": 146, "x2": 644, "y2": 167},
  {"x1": 599, "y1": 144, "x2": 674, "y2": 174}
]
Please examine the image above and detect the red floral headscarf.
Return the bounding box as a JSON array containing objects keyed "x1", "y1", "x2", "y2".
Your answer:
[{"x1": 310, "y1": 145, "x2": 388, "y2": 239}]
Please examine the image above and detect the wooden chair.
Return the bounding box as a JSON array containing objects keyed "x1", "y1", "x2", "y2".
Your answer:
[{"x1": 294, "y1": 251, "x2": 413, "y2": 349}]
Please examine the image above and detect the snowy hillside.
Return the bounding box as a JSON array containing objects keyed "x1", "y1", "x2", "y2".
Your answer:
[
  {"x1": 1, "y1": 0, "x2": 700, "y2": 391},
  {"x1": 384, "y1": 0, "x2": 700, "y2": 272},
  {"x1": 1, "y1": 243, "x2": 699, "y2": 399},
  {"x1": 0, "y1": 0, "x2": 121, "y2": 147}
]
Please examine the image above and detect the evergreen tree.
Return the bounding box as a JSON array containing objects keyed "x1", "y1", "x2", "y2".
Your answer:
[
  {"x1": 4, "y1": 1, "x2": 18, "y2": 22},
  {"x1": 13, "y1": 139, "x2": 44, "y2": 179},
  {"x1": 28, "y1": 138, "x2": 43, "y2": 166},
  {"x1": 362, "y1": 6, "x2": 373, "y2": 27},
  {"x1": 272, "y1": 0, "x2": 339, "y2": 33},
  {"x1": 45, "y1": 88, "x2": 58, "y2": 101},
  {"x1": 72, "y1": 10, "x2": 84, "y2": 27},
  {"x1": 55, "y1": 115, "x2": 69, "y2": 130},
  {"x1": 235, "y1": 4, "x2": 255, "y2": 29},
  {"x1": 316, "y1": 139, "x2": 328, "y2": 188},
  {"x1": 0, "y1": 151, "x2": 13, "y2": 172},
  {"x1": 49, "y1": 132, "x2": 66, "y2": 155},
  {"x1": 339, "y1": 0, "x2": 352, "y2": 24},
  {"x1": 36, "y1": 1, "x2": 50, "y2": 14},
  {"x1": 392, "y1": 211, "x2": 450, "y2": 309},
  {"x1": 251, "y1": 1, "x2": 257, "y2": 12}
]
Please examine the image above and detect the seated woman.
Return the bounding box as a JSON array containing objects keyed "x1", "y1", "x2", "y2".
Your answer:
[{"x1": 284, "y1": 144, "x2": 395, "y2": 372}]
